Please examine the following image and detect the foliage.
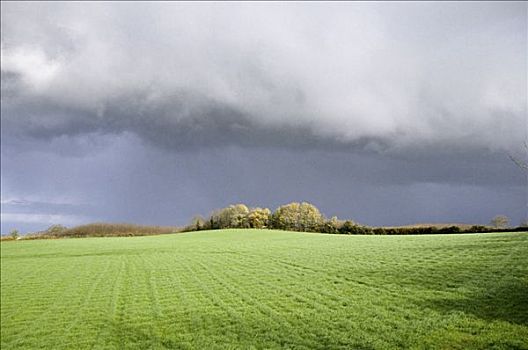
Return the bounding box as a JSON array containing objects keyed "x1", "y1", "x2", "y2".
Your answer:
[
  {"x1": 0, "y1": 235, "x2": 15, "y2": 242},
  {"x1": 469, "y1": 225, "x2": 488, "y2": 233},
  {"x1": 210, "y1": 204, "x2": 250, "y2": 229},
  {"x1": 247, "y1": 207, "x2": 271, "y2": 228},
  {"x1": 45, "y1": 224, "x2": 68, "y2": 235},
  {"x1": 9, "y1": 229, "x2": 19, "y2": 240},
  {"x1": 46, "y1": 223, "x2": 179, "y2": 238},
  {"x1": 339, "y1": 220, "x2": 356, "y2": 234},
  {"x1": 319, "y1": 216, "x2": 343, "y2": 234},
  {"x1": 1, "y1": 230, "x2": 527, "y2": 349},
  {"x1": 189, "y1": 215, "x2": 206, "y2": 231},
  {"x1": 490, "y1": 215, "x2": 510, "y2": 229},
  {"x1": 6, "y1": 202, "x2": 526, "y2": 240},
  {"x1": 271, "y1": 202, "x2": 324, "y2": 231}
]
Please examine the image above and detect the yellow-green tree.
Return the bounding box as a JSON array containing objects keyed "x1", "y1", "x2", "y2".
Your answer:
[
  {"x1": 247, "y1": 207, "x2": 271, "y2": 228},
  {"x1": 271, "y1": 202, "x2": 324, "y2": 231},
  {"x1": 210, "y1": 204, "x2": 250, "y2": 229}
]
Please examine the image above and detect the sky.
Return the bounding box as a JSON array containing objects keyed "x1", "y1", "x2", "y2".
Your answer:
[{"x1": 1, "y1": 1, "x2": 527, "y2": 233}]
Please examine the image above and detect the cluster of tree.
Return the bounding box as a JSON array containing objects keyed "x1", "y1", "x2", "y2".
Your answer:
[
  {"x1": 2, "y1": 203, "x2": 526, "y2": 241},
  {"x1": 185, "y1": 202, "x2": 326, "y2": 232},
  {"x1": 183, "y1": 202, "x2": 527, "y2": 235},
  {"x1": 188, "y1": 205, "x2": 272, "y2": 231}
]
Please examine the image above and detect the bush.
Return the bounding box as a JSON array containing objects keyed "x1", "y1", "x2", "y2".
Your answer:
[
  {"x1": 319, "y1": 217, "x2": 342, "y2": 234},
  {"x1": 188, "y1": 216, "x2": 207, "y2": 231},
  {"x1": 45, "y1": 224, "x2": 68, "y2": 235},
  {"x1": 54, "y1": 223, "x2": 179, "y2": 238},
  {"x1": 438, "y1": 226, "x2": 461, "y2": 234},
  {"x1": 466, "y1": 225, "x2": 488, "y2": 233}
]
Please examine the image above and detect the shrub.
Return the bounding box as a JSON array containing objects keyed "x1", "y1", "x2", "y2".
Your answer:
[
  {"x1": 56, "y1": 223, "x2": 179, "y2": 238},
  {"x1": 189, "y1": 216, "x2": 206, "y2": 231},
  {"x1": 45, "y1": 224, "x2": 68, "y2": 236},
  {"x1": 467, "y1": 225, "x2": 488, "y2": 233},
  {"x1": 9, "y1": 229, "x2": 20, "y2": 240},
  {"x1": 338, "y1": 220, "x2": 355, "y2": 234},
  {"x1": 438, "y1": 226, "x2": 461, "y2": 234},
  {"x1": 320, "y1": 216, "x2": 343, "y2": 234}
]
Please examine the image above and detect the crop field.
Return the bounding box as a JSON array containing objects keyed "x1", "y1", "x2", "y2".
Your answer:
[{"x1": 1, "y1": 230, "x2": 527, "y2": 349}]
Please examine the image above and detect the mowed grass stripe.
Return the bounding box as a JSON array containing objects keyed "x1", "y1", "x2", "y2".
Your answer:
[
  {"x1": 209, "y1": 256, "x2": 365, "y2": 348},
  {"x1": 1, "y1": 230, "x2": 527, "y2": 349},
  {"x1": 194, "y1": 259, "x2": 305, "y2": 344},
  {"x1": 4, "y1": 256, "x2": 109, "y2": 348},
  {"x1": 191, "y1": 249, "x2": 338, "y2": 348}
]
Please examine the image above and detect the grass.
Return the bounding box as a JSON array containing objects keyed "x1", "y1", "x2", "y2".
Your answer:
[{"x1": 1, "y1": 229, "x2": 527, "y2": 349}]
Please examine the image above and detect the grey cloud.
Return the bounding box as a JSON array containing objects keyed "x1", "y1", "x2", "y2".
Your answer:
[{"x1": 1, "y1": 2, "x2": 526, "y2": 153}]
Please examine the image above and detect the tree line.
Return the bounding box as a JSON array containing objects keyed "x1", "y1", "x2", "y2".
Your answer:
[
  {"x1": 183, "y1": 202, "x2": 526, "y2": 235},
  {"x1": 2, "y1": 202, "x2": 526, "y2": 241}
]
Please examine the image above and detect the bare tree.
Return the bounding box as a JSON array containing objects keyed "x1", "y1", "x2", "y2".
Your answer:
[
  {"x1": 9, "y1": 229, "x2": 20, "y2": 240},
  {"x1": 490, "y1": 215, "x2": 510, "y2": 229},
  {"x1": 509, "y1": 142, "x2": 528, "y2": 171},
  {"x1": 509, "y1": 143, "x2": 528, "y2": 229},
  {"x1": 190, "y1": 215, "x2": 206, "y2": 230}
]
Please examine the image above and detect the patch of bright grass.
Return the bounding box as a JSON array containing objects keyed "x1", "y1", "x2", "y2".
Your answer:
[{"x1": 1, "y1": 230, "x2": 527, "y2": 349}]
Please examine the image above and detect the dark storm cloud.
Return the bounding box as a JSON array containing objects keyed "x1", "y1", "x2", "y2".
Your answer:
[
  {"x1": 1, "y1": 88, "x2": 391, "y2": 152},
  {"x1": 1, "y1": 2, "x2": 526, "y2": 153}
]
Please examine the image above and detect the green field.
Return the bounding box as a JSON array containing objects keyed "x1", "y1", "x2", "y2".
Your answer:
[{"x1": 1, "y1": 230, "x2": 527, "y2": 349}]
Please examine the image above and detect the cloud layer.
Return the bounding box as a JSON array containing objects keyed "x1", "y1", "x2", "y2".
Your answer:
[{"x1": 2, "y1": 2, "x2": 526, "y2": 152}]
